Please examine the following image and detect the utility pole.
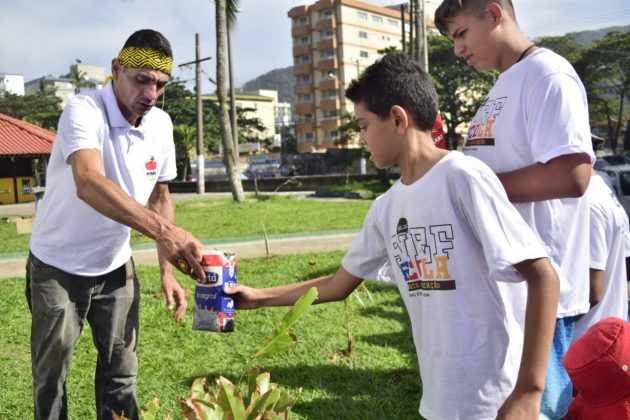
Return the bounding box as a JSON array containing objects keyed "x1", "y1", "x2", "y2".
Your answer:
[
  {"x1": 178, "y1": 34, "x2": 212, "y2": 194},
  {"x1": 418, "y1": 0, "x2": 428, "y2": 72},
  {"x1": 409, "y1": 0, "x2": 415, "y2": 58},
  {"x1": 400, "y1": 4, "x2": 407, "y2": 53}
]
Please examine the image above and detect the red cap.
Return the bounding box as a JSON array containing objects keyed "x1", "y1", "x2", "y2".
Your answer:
[{"x1": 563, "y1": 317, "x2": 630, "y2": 419}]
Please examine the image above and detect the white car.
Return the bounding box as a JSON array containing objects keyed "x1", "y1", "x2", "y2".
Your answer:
[{"x1": 600, "y1": 164, "x2": 630, "y2": 219}]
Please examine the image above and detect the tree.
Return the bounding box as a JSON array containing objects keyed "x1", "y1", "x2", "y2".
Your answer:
[
  {"x1": 0, "y1": 93, "x2": 62, "y2": 131},
  {"x1": 173, "y1": 124, "x2": 196, "y2": 181},
  {"x1": 428, "y1": 35, "x2": 496, "y2": 149},
  {"x1": 579, "y1": 31, "x2": 630, "y2": 151},
  {"x1": 214, "y1": 0, "x2": 244, "y2": 201},
  {"x1": 67, "y1": 61, "x2": 89, "y2": 94},
  {"x1": 336, "y1": 111, "x2": 360, "y2": 146}
]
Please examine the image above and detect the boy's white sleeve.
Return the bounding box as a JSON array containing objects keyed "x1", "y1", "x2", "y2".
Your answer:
[
  {"x1": 457, "y1": 166, "x2": 549, "y2": 282},
  {"x1": 526, "y1": 73, "x2": 594, "y2": 164},
  {"x1": 342, "y1": 203, "x2": 391, "y2": 281},
  {"x1": 589, "y1": 204, "x2": 609, "y2": 271}
]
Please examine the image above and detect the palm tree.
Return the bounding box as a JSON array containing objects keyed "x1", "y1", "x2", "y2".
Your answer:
[
  {"x1": 68, "y1": 62, "x2": 88, "y2": 94},
  {"x1": 173, "y1": 124, "x2": 197, "y2": 181},
  {"x1": 227, "y1": 0, "x2": 240, "y2": 155},
  {"x1": 215, "y1": 0, "x2": 245, "y2": 201}
]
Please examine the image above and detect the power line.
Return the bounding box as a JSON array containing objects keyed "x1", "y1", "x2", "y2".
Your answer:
[{"x1": 523, "y1": 9, "x2": 630, "y2": 34}]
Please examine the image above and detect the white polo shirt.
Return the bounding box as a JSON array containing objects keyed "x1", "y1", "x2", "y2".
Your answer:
[{"x1": 30, "y1": 83, "x2": 177, "y2": 276}]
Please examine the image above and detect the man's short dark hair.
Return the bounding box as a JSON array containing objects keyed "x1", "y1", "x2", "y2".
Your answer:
[
  {"x1": 122, "y1": 29, "x2": 172, "y2": 58},
  {"x1": 434, "y1": 0, "x2": 516, "y2": 35},
  {"x1": 345, "y1": 52, "x2": 438, "y2": 131}
]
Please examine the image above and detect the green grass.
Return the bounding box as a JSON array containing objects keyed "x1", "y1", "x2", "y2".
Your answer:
[
  {"x1": 0, "y1": 251, "x2": 421, "y2": 419},
  {"x1": 0, "y1": 195, "x2": 372, "y2": 256}
]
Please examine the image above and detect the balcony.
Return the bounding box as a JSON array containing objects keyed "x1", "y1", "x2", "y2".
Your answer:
[
  {"x1": 295, "y1": 83, "x2": 313, "y2": 95},
  {"x1": 316, "y1": 17, "x2": 335, "y2": 31},
  {"x1": 319, "y1": 98, "x2": 340, "y2": 111},
  {"x1": 313, "y1": 0, "x2": 334, "y2": 11},
  {"x1": 318, "y1": 78, "x2": 341, "y2": 90},
  {"x1": 291, "y1": 25, "x2": 310, "y2": 37},
  {"x1": 319, "y1": 117, "x2": 340, "y2": 131},
  {"x1": 296, "y1": 103, "x2": 315, "y2": 114},
  {"x1": 316, "y1": 38, "x2": 336, "y2": 50},
  {"x1": 288, "y1": 6, "x2": 308, "y2": 18},
  {"x1": 293, "y1": 63, "x2": 312, "y2": 75},
  {"x1": 317, "y1": 58, "x2": 338, "y2": 71},
  {"x1": 295, "y1": 121, "x2": 316, "y2": 134},
  {"x1": 292, "y1": 44, "x2": 311, "y2": 56}
]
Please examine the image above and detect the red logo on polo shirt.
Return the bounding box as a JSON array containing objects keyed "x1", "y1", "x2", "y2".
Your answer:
[{"x1": 145, "y1": 156, "x2": 158, "y2": 181}]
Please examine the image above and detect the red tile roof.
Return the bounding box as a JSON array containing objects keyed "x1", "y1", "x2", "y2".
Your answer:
[{"x1": 0, "y1": 113, "x2": 55, "y2": 156}]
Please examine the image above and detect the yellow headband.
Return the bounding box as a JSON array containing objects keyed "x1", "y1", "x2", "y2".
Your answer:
[{"x1": 117, "y1": 46, "x2": 173, "y2": 76}]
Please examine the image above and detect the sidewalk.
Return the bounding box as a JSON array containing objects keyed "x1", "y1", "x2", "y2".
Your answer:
[{"x1": 0, "y1": 232, "x2": 358, "y2": 279}]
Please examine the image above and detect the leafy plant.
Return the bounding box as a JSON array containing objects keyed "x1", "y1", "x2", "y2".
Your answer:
[{"x1": 120, "y1": 287, "x2": 318, "y2": 420}]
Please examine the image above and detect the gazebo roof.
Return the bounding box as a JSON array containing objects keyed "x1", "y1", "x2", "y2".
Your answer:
[{"x1": 0, "y1": 113, "x2": 55, "y2": 157}]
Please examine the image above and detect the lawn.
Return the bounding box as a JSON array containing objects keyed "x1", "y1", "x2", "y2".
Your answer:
[
  {"x1": 0, "y1": 194, "x2": 372, "y2": 256},
  {"x1": 0, "y1": 251, "x2": 421, "y2": 419}
]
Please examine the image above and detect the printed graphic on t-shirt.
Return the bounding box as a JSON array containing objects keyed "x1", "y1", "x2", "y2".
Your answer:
[
  {"x1": 392, "y1": 217, "x2": 455, "y2": 293},
  {"x1": 464, "y1": 97, "x2": 507, "y2": 148},
  {"x1": 145, "y1": 155, "x2": 158, "y2": 181}
]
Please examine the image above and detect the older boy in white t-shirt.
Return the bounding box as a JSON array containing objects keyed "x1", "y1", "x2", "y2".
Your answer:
[{"x1": 226, "y1": 53, "x2": 560, "y2": 420}]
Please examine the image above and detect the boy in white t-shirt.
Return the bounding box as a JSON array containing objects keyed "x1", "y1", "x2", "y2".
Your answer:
[
  {"x1": 226, "y1": 52, "x2": 560, "y2": 419},
  {"x1": 434, "y1": 1, "x2": 595, "y2": 418},
  {"x1": 573, "y1": 162, "x2": 630, "y2": 340}
]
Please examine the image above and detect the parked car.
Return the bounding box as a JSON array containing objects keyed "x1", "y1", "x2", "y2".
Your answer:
[
  {"x1": 601, "y1": 155, "x2": 630, "y2": 166},
  {"x1": 600, "y1": 164, "x2": 630, "y2": 219},
  {"x1": 594, "y1": 157, "x2": 611, "y2": 171}
]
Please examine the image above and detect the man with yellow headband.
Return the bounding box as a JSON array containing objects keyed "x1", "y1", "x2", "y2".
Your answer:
[{"x1": 26, "y1": 29, "x2": 205, "y2": 420}]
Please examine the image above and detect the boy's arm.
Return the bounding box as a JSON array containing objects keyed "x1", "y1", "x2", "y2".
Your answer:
[
  {"x1": 497, "y1": 153, "x2": 592, "y2": 203},
  {"x1": 225, "y1": 265, "x2": 363, "y2": 309},
  {"x1": 589, "y1": 268, "x2": 605, "y2": 308},
  {"x1": 497, "y1": 257, "x2": 560, "y2": 419}
]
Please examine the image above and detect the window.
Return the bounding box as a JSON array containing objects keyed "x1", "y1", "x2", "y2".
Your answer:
[
  {"x1": 305, "y1": 132, "x2": 314, "y2": 141},
  {"x1": 322, "y1": 10, "x2": 333, "y2": 19},
  {"x1": 298, "y1": 16, "x2": 308, "y2": 26},
  {"x1": 326, "y1": 110, "x2": 338, "y2": 118},
  {"x1": 300, "y1": 74, "x2": 311, "y2": 83},
  {"x1": 324, "y1": 89, "x2": 337, "y2": 99},
  {"x1": 324, "y1": 30, "x2": 334, "y2": 39},
  {"x1": 372, "y1": 15, "x2": 383, "y2": 23},
  {"x1": 324, "y1": 70, "x2": 337, "y2": 78},
  {"x1": 304, "y1": 113, "x2": 313, "y2": 121},
  {"x1": 387, "y1": 18, "x2": 399, "y2": 27},
  {"x1": 299, "y1": 55, "x2": 310, "y2": 64},
  {"x1": 357, "y1": 11, "x2": 368, "y2": 20},
  {"x1": 299, "y1": 94, "x2": 312, "y2": 103},
  {"x1": 300, "y1": 36, "x2": 309, "y2": 44},
  {"x1": 330, "y1": 130, "x2": 339, "y2": 139},
  {"x1": 360, "y1": 50, "x2": 369, "y2": 58},
  {"x1": 326, "y1": 49, "x2": 335, "y2": 59},
  {"x1": 358, "y1": 31, "x2": 368, "y2": 39}
]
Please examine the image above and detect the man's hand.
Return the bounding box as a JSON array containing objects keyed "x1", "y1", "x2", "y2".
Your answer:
[
  {"x1": 162, "y1": 271, "x2": 188, "y2": 322},
  {"x1": 496, "y1": 390, "x2": 542, "y2": 420},
  {"x1": 156, "y1": 225, "x2": 205, "y2": 280}
]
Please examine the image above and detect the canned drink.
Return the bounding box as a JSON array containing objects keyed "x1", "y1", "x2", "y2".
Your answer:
[{"x1": 193, "y1": 250, "x2": 237, "y2": 332}]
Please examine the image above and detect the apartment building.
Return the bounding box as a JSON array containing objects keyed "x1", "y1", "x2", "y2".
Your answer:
[
  {"x1": 0, "y1": 73, "x2": 25, "y2": 96},
  {"x1": 24, "y1": 64, "x2": 104, "y2": 108},
  {"x1": 289, "y1": 0, "x2": 439, "y2": 153}
]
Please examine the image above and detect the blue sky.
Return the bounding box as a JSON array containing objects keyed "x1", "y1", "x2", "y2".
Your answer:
[{"x1": 1, "y1": 0, "x2": 629, "y2": 91}]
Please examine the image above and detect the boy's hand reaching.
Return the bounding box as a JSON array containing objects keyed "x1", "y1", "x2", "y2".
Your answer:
[
  {"x1": 496, "y1": 390, "x2": 542, "y2": 420},
  {"x1": 223, "y1": 285, "x2": 262, "y2": 310}
]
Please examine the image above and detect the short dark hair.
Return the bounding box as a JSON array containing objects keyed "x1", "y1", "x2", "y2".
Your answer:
[
  {"x1": 434, "y1": 0, "x2": 516, "y2": 36},
  {"x1": 122, "y1": 29, "x2": 172, "y2": 58},
  {"x1": 345, "y1": 52, "x2": 438, "y2": 131}
]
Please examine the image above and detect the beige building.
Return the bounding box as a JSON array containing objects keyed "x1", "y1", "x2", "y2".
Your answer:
[
  {"x1": 289, "y1": 0, "x2": 437, "y2": 153},
  {"x1": 203, "y1": 89, "x2": 291, "y2": 150},
  {"x1": 24, "y1": 64, "x2": 104, "y2": 108}
]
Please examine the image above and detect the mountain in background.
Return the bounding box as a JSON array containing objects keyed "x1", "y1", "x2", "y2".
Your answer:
[
  {"x1": 241, "y1": 66, "x2": 295, "y2": 105},
  {"x1": 563, "y1": 24, "x2": 630, "y2": 45}
]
